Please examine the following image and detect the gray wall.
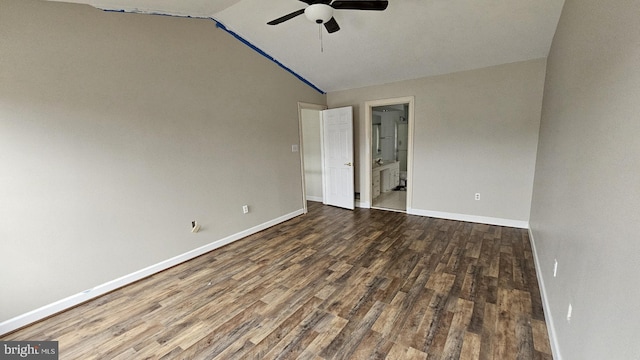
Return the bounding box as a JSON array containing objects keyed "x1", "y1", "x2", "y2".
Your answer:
[
  {"x1": 530, "y1": 0, "x2": 640, "y2": 358},
  {"x1": 0, "y1": 0, "x2": 324, "y2": 322},
  {"x1": 328, "y1": 59, "x2": 546, "y2": 223}
]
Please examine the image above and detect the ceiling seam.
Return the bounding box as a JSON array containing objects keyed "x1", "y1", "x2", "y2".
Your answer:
[{"x1": 213, "y1": 20, "x2": 326, "y2": 95}]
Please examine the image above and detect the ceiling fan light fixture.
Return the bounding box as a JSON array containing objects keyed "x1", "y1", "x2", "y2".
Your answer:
[{"x1": 304, "y1": 4, "x2": 333, "y2": 24}]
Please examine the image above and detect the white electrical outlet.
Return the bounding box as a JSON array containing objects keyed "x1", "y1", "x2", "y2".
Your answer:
[
  {"x1": 242, "y1": 205, "x2": 249, "y2": 214},
  {"x1": 567, "y1": 303, "x2": 573, "y2": 322},
  {"x1": 191, "y1": 221, "x2": 200, "y2": 233},
  {"x1": 553, "y1": 259, "x2": 558, "y2": 277},
  {"x1": 291, "y1": 144, "x2": 299, "y2": 152},
  {"x1": 475, "y1": 193, "x2": 481, "y2": 201}
]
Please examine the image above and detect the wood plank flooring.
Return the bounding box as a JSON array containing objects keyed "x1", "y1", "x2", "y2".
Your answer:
[{"x1": 1, "y1": 202, "x2": 552, "y2": 359}]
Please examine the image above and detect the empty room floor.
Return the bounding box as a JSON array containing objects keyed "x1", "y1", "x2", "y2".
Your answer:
[{"x1": 1, "y1": 202, "x2": 552, "y2": 359}]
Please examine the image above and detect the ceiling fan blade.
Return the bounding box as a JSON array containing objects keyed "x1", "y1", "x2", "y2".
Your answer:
[
  {"x1": 299, "y1": 0, "x2": 331, "y2": 4},
  {"x1": 267, "y1": 8, "x2": 305, "y2": 25},
  {"x1": 331, "y1": 0, "x2": 388, "y2": 11},
  {"x1": 324, "y1": 17, "x2": 340, "y2": 33}
]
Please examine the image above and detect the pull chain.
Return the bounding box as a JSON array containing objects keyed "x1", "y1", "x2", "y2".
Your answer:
[{"x1": 319, "y1": 24, "x2": 324, "y2": 52}]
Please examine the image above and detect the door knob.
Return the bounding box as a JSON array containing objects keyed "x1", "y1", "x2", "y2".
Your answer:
[{"x1": 344, "y1": 162, "x2": 352, "y2": 166}]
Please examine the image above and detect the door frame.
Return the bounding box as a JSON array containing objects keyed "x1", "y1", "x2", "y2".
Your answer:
[
  {"x1": 298, "y1": 102, "x2": 327, "y2": 214},
  {"x1": 364, "y1": 96, "x2": 415, "y2": 212}
]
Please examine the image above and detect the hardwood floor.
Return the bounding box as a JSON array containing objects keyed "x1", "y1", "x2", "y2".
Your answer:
[{"x1": 1, "y1": 202, "x2": 552, "y2": 359}]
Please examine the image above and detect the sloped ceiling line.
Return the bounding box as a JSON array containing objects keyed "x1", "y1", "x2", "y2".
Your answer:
[{"x1": 214, "y1": 21, "x2": 326, "y2": 94}]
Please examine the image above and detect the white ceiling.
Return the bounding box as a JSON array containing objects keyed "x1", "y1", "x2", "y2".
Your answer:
[{"x1": 47, "y1": 0, "x2": 565, "y2": 93}]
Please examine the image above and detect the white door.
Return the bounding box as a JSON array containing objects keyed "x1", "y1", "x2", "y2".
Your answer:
[{"x1": 322, "y1": 106, "x2": 354, "y2": 210}]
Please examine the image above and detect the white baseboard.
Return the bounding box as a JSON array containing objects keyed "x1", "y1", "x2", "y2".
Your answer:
[
  {"x1": 528, "y1": 228, "x2": 562, "y2": 360},
  {"x1": 355, "y1": 200, "x2": 371, "y2": 208},
  {"x1": 0, "y1": 209, "x2": 304, "y2": 336},
  {"x1": 407, "y1": 208, "x2": 529, "y2": 229}
]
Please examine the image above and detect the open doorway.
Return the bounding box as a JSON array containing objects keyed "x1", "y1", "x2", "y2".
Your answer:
[
  {"x1": 298, "y1": 103, "x2": 355, "y2": 213},
  {"x1": 298, "y1": 103, "x2": 326, "y2": 214},
  {"x1": 365, "y1": 97, "x2": 415, "y2": 213}
]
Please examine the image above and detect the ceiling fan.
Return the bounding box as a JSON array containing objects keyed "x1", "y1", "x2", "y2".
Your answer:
[{"x1": 267, "y1": 0, "x2": 389, "y2": 34}]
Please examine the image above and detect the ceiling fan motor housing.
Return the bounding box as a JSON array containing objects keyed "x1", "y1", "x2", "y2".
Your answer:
[{"x1": 305, "y1": 4, "x2": 333, "y2": 24}]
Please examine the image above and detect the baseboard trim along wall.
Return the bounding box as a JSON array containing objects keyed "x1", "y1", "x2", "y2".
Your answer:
[
  {"x1": 305, "y1": 195, "x2": 323, "y2": 202},
  {"x1": 528, "y1": 229, "x2": 562, "y2": 360},
  {"x1": 0, "y1": 209, "x2": 304, "y2": 336},
  {"x1": 408, "y1": 208, "x2": 530, "y2": 229}
]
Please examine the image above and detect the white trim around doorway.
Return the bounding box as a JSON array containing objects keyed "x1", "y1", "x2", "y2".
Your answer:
[
  {"x1": 364, "y1": 96, "x2": 415, "y2": 213},
  {"x1": 298, "y1": 102, "x2": 327, "y2": 214}
]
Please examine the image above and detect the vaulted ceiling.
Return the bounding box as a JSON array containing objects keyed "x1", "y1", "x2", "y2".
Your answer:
[{"x1": 46, "y1": 0, "x2": 565, "y2": 93}]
